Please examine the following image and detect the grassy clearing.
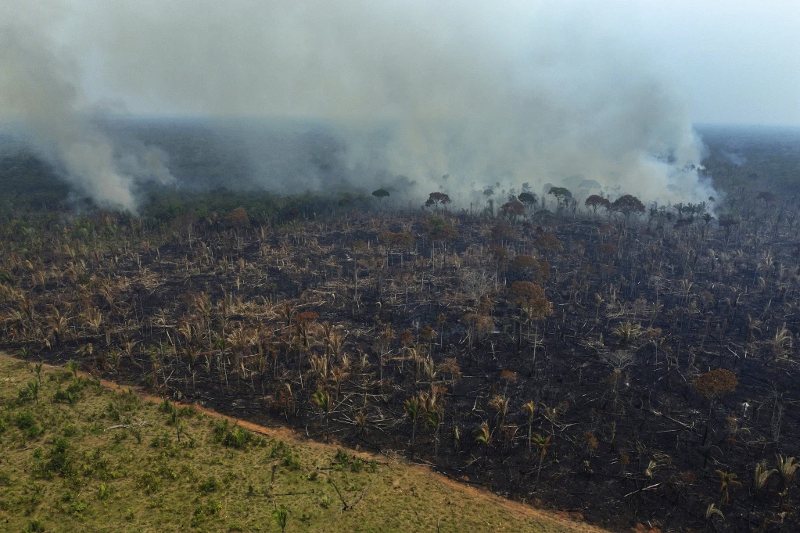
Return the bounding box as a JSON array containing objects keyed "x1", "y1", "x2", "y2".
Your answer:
[{"x1": 0, "y1": 355, "x2": 597, "y2": 532}]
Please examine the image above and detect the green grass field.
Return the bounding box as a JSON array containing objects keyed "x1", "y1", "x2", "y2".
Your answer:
[{"x1": 0, "y1": 355, "x2": 598, "y2": 532}]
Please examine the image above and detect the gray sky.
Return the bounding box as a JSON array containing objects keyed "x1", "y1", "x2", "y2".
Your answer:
[
  {"x1": 617, "y1": 0, "x2": 800, "y2": 126},
  {"x1": 56, "y1": 0, "x2": 799, "y2": 127}
]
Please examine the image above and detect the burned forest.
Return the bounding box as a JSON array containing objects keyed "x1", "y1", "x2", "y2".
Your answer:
[{"x1": 2, "y1": 128, "x2": 800, "y2": 531}]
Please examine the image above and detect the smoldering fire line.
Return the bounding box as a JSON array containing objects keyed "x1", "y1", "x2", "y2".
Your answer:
[{"x1": 0, "y1": 0, "x2": 716, "y2": 210}]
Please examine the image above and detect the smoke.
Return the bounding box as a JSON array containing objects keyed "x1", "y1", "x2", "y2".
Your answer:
[
  {"x1": 0, "y1": 1, "x2": 174, "y2": 211},
  {"x1": 2, "y1": 0, "x2": 716, "y2": 209},
  {"x1": 721, "y1": 150, "x2": 746, "y2": 166}
]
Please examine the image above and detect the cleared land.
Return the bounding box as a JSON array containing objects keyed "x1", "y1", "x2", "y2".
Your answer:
[{"x1": 0, "y1": 353, "x2": 601, "y2": 532}]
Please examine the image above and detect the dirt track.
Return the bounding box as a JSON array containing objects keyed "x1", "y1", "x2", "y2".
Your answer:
[{"x1": 1, "y1": 351, "x2": 607, "y2": 533}]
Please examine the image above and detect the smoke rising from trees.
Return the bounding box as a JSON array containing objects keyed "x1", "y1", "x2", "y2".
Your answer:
[
  {"x1": 1, "y1": 0, "x2": 716, "y2": 209},
  {"x1": 0, "y1": 2, "x2": 175, "y2": 211}
]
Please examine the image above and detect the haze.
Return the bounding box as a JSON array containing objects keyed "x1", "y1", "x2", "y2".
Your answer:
[
  {"x1": 0, "y1": 0, "x2": 797, "y2": 210},
  {"x1": 71, "y1": 0, "x2": 800, "y2": 128}
]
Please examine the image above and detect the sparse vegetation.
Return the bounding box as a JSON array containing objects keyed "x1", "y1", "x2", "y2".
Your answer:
[
  {"x1": 1, "y1": 127, "x2": 799, "y2": 531},
  {"x1": 0, "y1": 355, "x2": 594, "y2": 532}
]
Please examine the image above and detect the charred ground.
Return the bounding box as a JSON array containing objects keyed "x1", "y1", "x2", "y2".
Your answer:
[{"x1": 1, "y1": 125, "x2": 799, "y2": 531}]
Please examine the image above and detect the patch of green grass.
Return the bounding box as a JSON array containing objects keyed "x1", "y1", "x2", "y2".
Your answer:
[
  {"x1": 52, "y1": 378, "x2": 87, "y2": 405},
  {"x1": 14, "y1": 411, "x2": 44, "y2": 440},
  {"x1": 0, "y1": 355, "x2": 593, "y2": 532},
  {"x1": 33, "y1": 437, "x2": 74, "y2": 479},
  {"x1": 269, "y1": 439, "x2": 302, "y2": 470},
  {"x1": 17, "y1": 381, "x2": 39, "y2": 404},
  {"x1": 333, "y1": 449, "x2": 377, "y2": 473},
  {"x1": 212, "y1": 418, "x2": 261, "y2": 449},
  {"x1": 198, "y1": 475, "x2": 219, "y2": 494},
  {"x1": 23, "y1": 519, "x2": 45, "y2": 533}
]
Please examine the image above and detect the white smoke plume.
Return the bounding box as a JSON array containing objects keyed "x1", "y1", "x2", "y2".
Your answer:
[
  {"x1": 2, "y1": 0, "x2": 715, "y2": 208},
  {"x1": 0, "y1": 1, "x2": 174, "y2": 211}
]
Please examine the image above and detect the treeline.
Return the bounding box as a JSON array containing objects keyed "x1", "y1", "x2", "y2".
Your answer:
[
  {"x1": 0, "y1": 152, "x2": 71, "y2": 212},
  {"x1": 0, "y1": 150, "x2": 376, "y2": 225},
  {"x1": 0, "y1": 149, "x2": 378, "y2": 223},
  {"x1": 139, "y1": 186, "x2": 373, "y2": 225}
]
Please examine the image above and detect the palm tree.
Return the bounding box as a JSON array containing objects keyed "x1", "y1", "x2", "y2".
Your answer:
[
  {"x1": 83, "y1": 306, "x2": 103, "y2": 334},
  {"x1": 474, "y1": 421, "x2": 492, "y2": 453},
  {"x1": 423, "y1": 395, "x2": 443, "y2": 456},
  {"x1": 531, "y1": 433, "x2": 552, "y2": 483},
  {"x1": 311, "y1": 388, "x2": 332, "y2": 441},
  {"x1": 45, "y1": 306, "x2": 70, "y2": 347},
  {"x1": 295, "y1": 311, "x2": 318, "y2": 351},
  {"x1": 612, "y1": 321, "x2": 642, "y2": 346},
  {"x1": 772, "y1": 324, "x2": 792, "y2": 360},
  {"x1": 452, "y1": 425, "x2": 462, "y2": 452},
  {"x1": 753, "y1": 461, "x2": 777, "y2": 494},
  {"x1": 509, "y1": 281, "x2": 552, "y2": 363},
  {"x1": 601, "y1": 350, "x2": 633, "y2": 413},
  {"x1": 777, "y1": 455, "x2": 799, "y2": 489},
  {"x1": 403, "y1": 395, "x2": 423, "y2": 452},
  {"x1": 715, "y1": 470, "x2": 741, "y2": 505},
  {"x1": 488, "y1": 394, "x2": 510, "y2": 429},
  {"x1": 705, "y1": 503, "x2": 724, "y2": 526},
  {"x1": 522, "y1": 401, "x2": 536, "y2": 452},
  {"x1": 776, "y1": 455, "x2": 799, "y2": 505},
  {"x1": 322, "y1": 322, "x2": 345, "y2": 358}
]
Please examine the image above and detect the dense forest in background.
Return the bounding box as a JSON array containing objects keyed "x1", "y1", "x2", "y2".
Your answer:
[{"x1": 2, "y1": 124, "x2": 798, "y2": 218}]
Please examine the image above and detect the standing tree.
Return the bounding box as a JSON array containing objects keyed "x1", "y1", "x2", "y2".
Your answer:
[
  {"x1": 518, "y1": 191, "x2": 537, "y2": 210},
  {"x1": 425, "y1": 192, "x2": 451, "y2": 210},
  {"x1": 522, "y1": 400, "x2": 536, "y2": 452},
  {"x1": 226, "y1": 206, "x2": 250, "y2": 229},
  {"x1": 474, "y1": 421, "x2": 493, "y2": 454},
  {"x1": 423, "y1": 215, "x2": 457, "y2": 270},
  {"x1": 509, "y1": 281, "x2": 553, "y2": 365},
  {"x1": 694, "y1": 368, "x2": 738, "y2": 460},
  {"x1": 500, "y1": 198, "x2": 526, "y2": 220},
  {"x1": 715, "y1": 469, "x2": 741, "y2": 505},
  {"x1": 483, "y1": 186, "x2": 496, "y2": 216},
  {"x1": 531, "y1": 433, "x2": 552, "y2": 483},
  {"x1": 311, "y1": 387, "x2": 332, "y2": 441},
  {"x1": 585, "y1": 194, "x2": 611, "y2": 216},
  {"x1": 753, "y1": 461, "x2": 777, "y2": 497},
  {"x1": 371, "y1": 188, "x2": 391, "y2": 215},
  {"x1": 777, "y1": 455, "x2": 799, "y2": 503},
  {"x1": 371, "y1": 188, "x2": 390, "y2": 201},
  {"x1": 509, "y1": 255, "x2": 549, "y2": 284},
  {"x1": 611, "y1": 194, "x2": 645, "y2": 222},
  {"x1": 547, "y1": 186, "x2": 573, "y2": 211},
  {"x1": 404, "y1": 394, "x2": 423, "y2": 453}
]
